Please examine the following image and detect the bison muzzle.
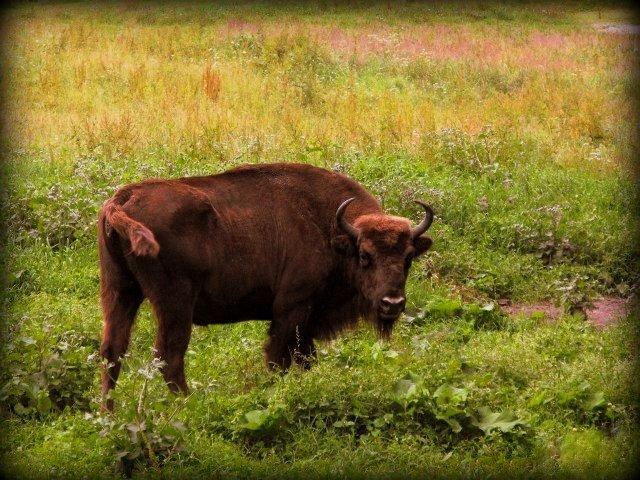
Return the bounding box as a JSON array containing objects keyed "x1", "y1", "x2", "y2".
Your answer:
[{"x1": 98, "y1": 163, "x2": 433, "y2": 410}]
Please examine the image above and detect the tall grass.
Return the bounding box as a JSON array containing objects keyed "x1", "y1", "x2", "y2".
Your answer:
[
  {"x1": 1, "y1": 2, "x2": 638, "y2": 479},
  {"x1": 2, "y1": 3, "x2": 635, "y2": 167}
]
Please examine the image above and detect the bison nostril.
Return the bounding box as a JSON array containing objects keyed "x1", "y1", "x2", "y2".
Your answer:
[{"x1": 380, "y1": 296, "x2": 406, "y2": 313}]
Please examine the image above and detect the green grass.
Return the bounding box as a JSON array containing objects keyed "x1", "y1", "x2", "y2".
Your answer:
[{"x1": 1, "y1": 1, "x2": 639, "y2": 478}]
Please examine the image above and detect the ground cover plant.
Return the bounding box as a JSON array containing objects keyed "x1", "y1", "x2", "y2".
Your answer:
[{"x1": 1, "y1": 1, "x2": 639, "y2": 478}]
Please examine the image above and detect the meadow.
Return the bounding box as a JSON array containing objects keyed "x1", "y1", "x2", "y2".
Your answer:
[{"x1": 1, "y1": 2, "x2": 639, "y2": 478}]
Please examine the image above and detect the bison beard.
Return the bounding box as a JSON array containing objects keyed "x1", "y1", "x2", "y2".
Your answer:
[
  {"x1": 375, "y1": 313, "x2": 397, "y2": 340},
  {"x1": 357, "y1": 292, "x2": 394, "y2": 339},
  {"x1": 98, "y1": 163, "x2": 433, "y2": 409}
]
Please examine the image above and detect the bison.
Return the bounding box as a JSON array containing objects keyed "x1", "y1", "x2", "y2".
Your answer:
[{"x1": 98, "y1": 163, "x2": 433, "y2": 409}]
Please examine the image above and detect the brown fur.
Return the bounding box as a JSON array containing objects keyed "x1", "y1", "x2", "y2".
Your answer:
[
  {"x1": 103, "y1": 199, "x2": 160, "y2": 257},
  {"x1": 98, "y1": 163, "x2": 433, "y2": 409}
]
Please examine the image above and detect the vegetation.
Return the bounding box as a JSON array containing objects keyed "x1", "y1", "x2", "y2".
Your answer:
[{"x1": 1, "y1": 2, "x2": 638, "y2": 478}]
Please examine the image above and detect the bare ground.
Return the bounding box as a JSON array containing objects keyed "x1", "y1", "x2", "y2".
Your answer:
[
  {"x1": 593, "y1": 23, "x2": 640, "y2": 35},
  {"x1": 501, "y1": 296, "x2": 632, "y2": 327}
]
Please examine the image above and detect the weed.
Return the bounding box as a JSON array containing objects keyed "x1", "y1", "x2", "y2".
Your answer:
[
  {"x1": 529, "y1": 379, "x2": 625, "y2": 435},
  {"x1": 390, "y1": 373, "x2": 528, "y2": 441},
  {"x1": 407, "y1": 299, "x2": 506, "y2": 333},
  {"x1": 555, "y1": 275, "x2": 596, "y2": 316},
  {"x1": 202, "y1": 63, "x2": 221, "y2": 102},
  {"x1": 232, "y1": 406, "x2": 285, "y2": 446},
  {"x1": 6, "y1": 155, "x2": 118, "y2": 249},
  {"x1": 88, "y1": 355, "x2": 193, "y2": 477},
  {"x1": 418, "y1": 126, "x2": 529, "y2": 175},
  {"x1": 0, "y1": 323, "x2": 97, "y2": 417}
]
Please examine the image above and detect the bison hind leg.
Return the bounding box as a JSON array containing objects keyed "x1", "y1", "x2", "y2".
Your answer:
[
  {"x1": 100, "y1": 282, "x2": 143, "y2": 411},
  {"x1": 145, "y1": 279, "x2": 197, "y2": 395}
]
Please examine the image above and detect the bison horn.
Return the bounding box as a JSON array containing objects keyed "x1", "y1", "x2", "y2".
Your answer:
[
  {"x1": 411, "y1": 201, "x2": 434, "y2": 239},
  {"x1": 336, "y1": 197, "x2": 360, "y2": 240}
]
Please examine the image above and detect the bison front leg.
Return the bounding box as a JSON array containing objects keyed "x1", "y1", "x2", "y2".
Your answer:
[
  {"x1": 265, "y1": 305, "x2": 315, "y2": 371},
  {"x1": 292, "y1": 327, "x2": 316, "y2": 370}
]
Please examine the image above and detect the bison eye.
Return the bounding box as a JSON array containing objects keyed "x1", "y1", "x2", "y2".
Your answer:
[
  {"x1": 404, "y1": 254, "x2": 414, "y2": 271},
  {"x1": 359, "y1": 251, "x2": 372, "y2": 268}
]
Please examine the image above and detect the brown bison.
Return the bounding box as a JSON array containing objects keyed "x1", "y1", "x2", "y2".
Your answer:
[{"x1": 98, "y1": 163, "x2": 433, "y2": 409}]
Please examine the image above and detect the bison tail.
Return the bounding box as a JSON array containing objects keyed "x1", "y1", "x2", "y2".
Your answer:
[{"x1": 102, "y1": 200, "x2": 160, "y2": 257}]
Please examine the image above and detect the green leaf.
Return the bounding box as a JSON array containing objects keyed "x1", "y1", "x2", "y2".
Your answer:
[
  {"x1": 433, "y1": 384, "x2": 468, "y2": 406},
  {"x1": 436, "y1": 416, "x2": 462, "y2": 433},
  {"x1": 393, "y1": 374, "x2": 420, "y2": 399},
  {"x1": 14, "y1": 403, "x2": 30, "y2": 415},
  {"x1": 583, "y1": 391, "x2": 605, "y2": 411},
  {"x1": 371, "y1": 341, "x2": 383, "y2": 360},
  {"x1": 394, "y1": 379, "x2": 416, "y2": 398},
  {"x1": 36, "y1": 393, "x2": 52, "y2": 414},
  {"x1": 528, "y1": 392, "x2": 549, "y2": 408},
  {"x1": 471, "y1": 407, "x2": 526, "y2": 435},
  {"x1": 334, "y1": 420, "x2": 355, "y2": 428},
  {"x1": 241, "y1": 409, "x2": 271, "y2": 430},
  {"x1": 373, "y1": 416, "x2": 391, "y2": 428},
  {"x1": 428, "y1": 299, "x2": 464, "y2": 319},
  {"x1": 436, "y1": 405, "x2": 465, "y2": 420}
]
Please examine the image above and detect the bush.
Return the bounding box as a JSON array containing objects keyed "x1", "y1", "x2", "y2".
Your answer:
[
  {"x1": 88, "y1": 356, "x2": 194, "y2": 477},
  {"x1": 406, "y1": 299, "x2": 507, "y2": 333},
  {"x1": 6, "y1": 155, "x2": 119, "y2": 249},
  {"x1": 0, "y1": 325, "x2": 98, "y2": 417}
]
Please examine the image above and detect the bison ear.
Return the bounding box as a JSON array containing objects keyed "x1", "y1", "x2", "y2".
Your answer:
[
  {"x1": 331, "y1": 234, "x2": 355, "y2": 256},
  {"x1": 413, "y1": 236, "x2": 432, "y2": 257}
]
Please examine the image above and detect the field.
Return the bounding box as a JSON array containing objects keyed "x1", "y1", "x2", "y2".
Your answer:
[{"x1": 1, "y1": 2, "x2": 639, "y2": 478}]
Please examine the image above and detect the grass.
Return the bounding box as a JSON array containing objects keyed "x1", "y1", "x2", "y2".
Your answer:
[{"x1": 1, "y1": 1, "x2": 639, "y2": 478}]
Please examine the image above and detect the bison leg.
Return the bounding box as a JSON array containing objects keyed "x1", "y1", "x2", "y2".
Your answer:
[
  {"x1": 265, "y1": 307, "x2": 315, "y2": 371},
  {"x1": 100, "y1": 284, "x2": 143, "y2": 411},
  {"x1": 148, "y1": 282, "x2": 195, "y2": 394},
  {"x1": 292, "y1": 329, "x2": 316, "y2": 370},
  {"x1": 264, "y1": 321, "x2": 292, "y2": 370}
]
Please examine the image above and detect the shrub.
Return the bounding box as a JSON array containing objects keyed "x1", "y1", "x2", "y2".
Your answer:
[
  {"x1": 406, "y1": 299, "x2": 507, "y2": 332},
  {"x1": 6, "y1": 155, "x2": 119, "y2": 249},
  {"x1": 389, "y1": 373, "x2": 529, "y2": 442},
  {"x1": 88, "y1": 356, "x2": 194, "y2": 477},
  {"x1": 555, "y1": 274, "x2": 596, "y2": 316},
  {"x1": 0, "y1": 325, "x2": 97, "y2": 417}
]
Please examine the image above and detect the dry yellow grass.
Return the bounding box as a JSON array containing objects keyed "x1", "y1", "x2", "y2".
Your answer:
[
  {"x1": 1, "y1": 3, "x2": 635, "y2": 169},
  {"x1": 202, "y1": 63, "x2": 221, "y2": 102}
]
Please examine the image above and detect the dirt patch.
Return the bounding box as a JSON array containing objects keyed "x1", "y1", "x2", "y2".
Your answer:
[
  {"x1": 593, "y1": 23, "x2": 640, "y2": 35},
  {"x1": 501, "y1": 301, "x2": 563, "y2": 321},
  {"x1": 226, "y1": 18, "x2": 262, "y2": 34},
  {"x1": 587, "y1": 297, "x2": 631, "y2": 327},
  {"x1": 501, "y1": 296, "x2": 631, "y2": 327},
  {"x1": 219, "y1": 23, "x2": 615, "y2": 72}
]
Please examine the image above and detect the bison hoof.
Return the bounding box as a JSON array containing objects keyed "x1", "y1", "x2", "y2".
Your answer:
[{"x1": 101, "y1": 398, "x2": 115, "y2": 412}]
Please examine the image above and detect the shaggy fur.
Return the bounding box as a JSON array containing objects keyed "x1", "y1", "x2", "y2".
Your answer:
[{"x1": 98, "y1": 163, "x2": 433, "y2": 409}]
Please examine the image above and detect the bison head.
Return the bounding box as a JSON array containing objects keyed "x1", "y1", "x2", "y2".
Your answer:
[{"x1": 333, "y1": 198, "x2": 434, "y2": 338}]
